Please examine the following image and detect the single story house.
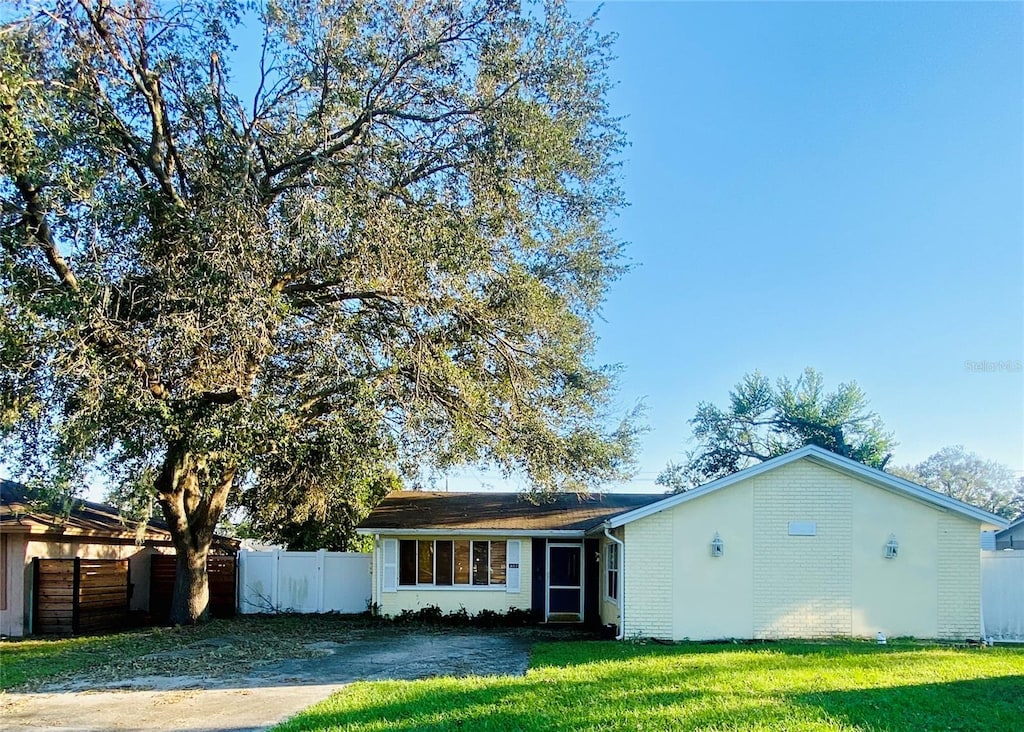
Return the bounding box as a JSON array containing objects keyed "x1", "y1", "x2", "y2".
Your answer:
[
  {"x1": 994, "y1": 516, "x2": 1024, "y2": 550},
  {"x1": 0, "y1": 479, "x2": 235, "y2": 636},
  {"x1": 357, "y1": 445, "x2": 1009, "y2": 641}
]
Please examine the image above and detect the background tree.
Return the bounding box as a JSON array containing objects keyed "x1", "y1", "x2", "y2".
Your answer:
[
  {"x1": 892, "y1": 446, "x2": 1023, "y2": 519},
  {"x1": 1, "y1": 0, "x2": 639, "y2": 623},
  {"x1": 658, "y1": 368, "x2": 894, "y2": 491}
]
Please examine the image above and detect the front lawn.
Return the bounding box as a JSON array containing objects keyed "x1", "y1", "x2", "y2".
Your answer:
[
  {"x1": 273, "y1": 640, "x2": 1024, "y2": 731},
  {"x1": 0, "y1": 614, "x2": 376, "y2": 689}
]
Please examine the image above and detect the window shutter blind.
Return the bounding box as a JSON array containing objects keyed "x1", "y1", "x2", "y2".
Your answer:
[
  {"x1": 382, "y1": 538, "x2": 398, "y2": 592},
  {"x1": 506, "y1": 540, "x2": 521, "y2": 593}
]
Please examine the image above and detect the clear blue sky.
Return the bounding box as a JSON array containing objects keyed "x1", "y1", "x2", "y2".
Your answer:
[
  {"x1": 451, "y1": 0, "x2": 1023, "y2": 492},
  {"x1": 18, "y1": 2, "x2": 1017, "y2": 499}
]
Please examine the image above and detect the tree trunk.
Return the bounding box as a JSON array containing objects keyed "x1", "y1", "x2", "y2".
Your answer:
[
  {"x1": 155, "y1": 444, "x2": 235, "y2": 626},
  {"x1": 170, "y1": 545, "x2": 210, "y2": 625}
]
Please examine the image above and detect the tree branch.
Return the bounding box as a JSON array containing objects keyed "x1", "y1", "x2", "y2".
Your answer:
[{"x1": 14, "y1": 177, "x2": 79, "y2": 291}]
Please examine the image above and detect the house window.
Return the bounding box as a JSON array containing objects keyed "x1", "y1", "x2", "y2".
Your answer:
[
  {"x1": 418, "y1": 540, "x2": 434, "y2": 583},
  {"x1": 472, "y1": 541, "x2": 489, "y2": 585},
  {"x1": 490, "y1": 541, "x2": 506, "y2": 585},
  {"x1": 606, "y1": 543, "x2": 619, "y2": 601},
  {"x1": 435, "y1": 541, "x2": 454, "y2": 585},
  {"x1": 399, "y1": 540, "x2": 417, "y2": 586},
  {"x1": 398, "y1": 539, "x2": 507, "y2": 587},
  {"x1": 455, "y1": 540, "x2": 471, "y2": 583}
]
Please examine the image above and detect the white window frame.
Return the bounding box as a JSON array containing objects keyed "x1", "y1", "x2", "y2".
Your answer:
[
  {"x1": 398, "y1": 539, "x2": 508, "y2": 589},
  {"x1": 605, "y1": 542, "x2": 619, "y2": 602}
]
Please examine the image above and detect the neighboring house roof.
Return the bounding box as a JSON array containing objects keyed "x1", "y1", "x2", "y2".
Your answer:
[
  {"x1": 357, "y1": 491, "x2": 664, "y2": 536},
  {"x1": 996, "y1": 515, "x2": 1024, "y2": 537},
  {"x1": 0, "y1": 479, "x2": 239, "y2": 550},
  {"x1": 602, "y1": 445, "x2": 1010, "y2": 531}
]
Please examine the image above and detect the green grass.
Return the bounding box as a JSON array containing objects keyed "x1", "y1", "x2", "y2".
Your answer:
[
  {"x1": 0, "y1": 626, "x2": 181, "y2": 688},
  {"x1": 273, "y1": 640, "x2": 1024, "y2": 731}
]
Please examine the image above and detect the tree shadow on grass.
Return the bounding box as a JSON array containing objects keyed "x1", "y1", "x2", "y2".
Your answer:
[{"x1": 792, "y1": 675, "x2": 1024, "y2": 731}]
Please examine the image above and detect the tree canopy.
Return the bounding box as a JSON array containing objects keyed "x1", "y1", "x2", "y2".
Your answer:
[
  {"x1": 658, "y1": 368, "x2": 895, "y2": 491},
  {"x1": 892, "y1": 446, "x2": 1023, "y2": 519},
  {"x1": 1, "y1": 0, "x2": 639, "y2": 622}
]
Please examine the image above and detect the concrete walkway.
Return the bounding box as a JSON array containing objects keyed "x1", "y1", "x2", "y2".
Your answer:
[{"x1": 0, "y1": 632, "x2": 532, "y2": 732}]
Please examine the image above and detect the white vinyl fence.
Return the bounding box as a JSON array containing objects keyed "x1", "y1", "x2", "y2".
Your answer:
[
  {"x1": 981, "y1": 550, "x2": 1024, "y2": 642},
  {"x1": 238, "y1": 549, "x2": 371, "y2": 614}
]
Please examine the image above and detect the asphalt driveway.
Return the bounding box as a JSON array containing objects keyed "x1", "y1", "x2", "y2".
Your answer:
[{"x1": 0, "y1": 631, "x2": 532, "y2": 732}]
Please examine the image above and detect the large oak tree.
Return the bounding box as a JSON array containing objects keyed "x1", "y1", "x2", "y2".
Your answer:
[
  {"x1": 892, "y1": 446, "x2": 1023, "y2": 519},
  {"x1": 0, "y1": 0, "x2": 639, "y2": 623}
]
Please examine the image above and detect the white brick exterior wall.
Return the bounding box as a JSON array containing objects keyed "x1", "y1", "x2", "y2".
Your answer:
[
  {"x1": 752, "y1": 462, "x2": 853, "y2": 638},
  {"x1": 937, "y1": 513, "x2": 981, "y2": 638},
  {"x1": 621, "y1": 457, "x2": 985, "y2": 641},
  {"x1": 622, "y1": 513, "x2": 674, "y2": 639}
]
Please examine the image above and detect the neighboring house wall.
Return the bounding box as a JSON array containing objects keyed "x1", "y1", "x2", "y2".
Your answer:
[
  {"x1": 373, "y1": 535, "x2": 532, "y2": 617},
  {"x1": 23, "y1": 539, "x2": 164, "y2": 615},
  {"x1": 996, "y1": 522, "x2": 1024, "y2": 550},
  {"x1": 621, "y1": 460, "x2": 982, "y2": 641},
  {"x1": 0, "y1": 534, "x2": 169, "y2": 637},
  {"x1": 0, "y1": 533, "x2": 28, "y2": 637}
]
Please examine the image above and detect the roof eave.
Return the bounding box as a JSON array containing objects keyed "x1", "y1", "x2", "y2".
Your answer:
[
  {"x1": 605, "y1": 445, "x2": 1010, "y2": 530},
  {"x1": 356, "y1": 528, "x2": 586, "y2": 538}
]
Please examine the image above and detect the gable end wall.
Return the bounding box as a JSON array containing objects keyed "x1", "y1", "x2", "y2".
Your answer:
[
  {"x1": 752, "y1": 461, "x2": 853, "y2": 638},
  {"x1": 621, "y1": 459, "x2": 982, "y2": 641}
]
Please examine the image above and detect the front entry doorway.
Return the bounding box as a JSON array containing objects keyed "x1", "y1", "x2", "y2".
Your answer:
[{"x1": 546, "y1": 543, "x2": 583, "y2": 621}]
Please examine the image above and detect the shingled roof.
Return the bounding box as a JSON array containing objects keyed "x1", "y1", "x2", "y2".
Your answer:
[
  {"x1": 357, "y1": 491, "x2": 665, "y2": 534},
  {"x1": 0, "y1": 479, "x2": 238, "y2": 550}
]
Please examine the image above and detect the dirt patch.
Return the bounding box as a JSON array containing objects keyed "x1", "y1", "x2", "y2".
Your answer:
[{"x1": 0, "y1": 626, "x2": 542, "y2": 732}]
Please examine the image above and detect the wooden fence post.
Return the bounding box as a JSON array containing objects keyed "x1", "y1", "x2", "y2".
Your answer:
[
  {"x1": 71, "y1": 557, "x2": 81, "y2": 635},
  {"x1": 31, "y1": 557, "x2": 39, "y2": 635}
]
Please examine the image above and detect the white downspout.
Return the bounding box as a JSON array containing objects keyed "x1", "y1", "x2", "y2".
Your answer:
[
  {"x1": 604, "y1": 526, "x2": 625, "y2": 641},
  {"x1": 374, "y1": 533, "x2": 381, "y2": 614}
]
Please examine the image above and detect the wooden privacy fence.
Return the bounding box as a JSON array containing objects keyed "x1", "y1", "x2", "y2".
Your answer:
[
  {"x1": 149, "y1": 554, "x2": 237, "y2": 623},
  {"x1": 33, "y1": 558, "x2": 129, "y2": 635},
  {"x1": 982, "y1": 550, "x2": 1024, "y2": 642},
  {"x1": 238, "y1": 549, "x2": 370, "y2": 614}
]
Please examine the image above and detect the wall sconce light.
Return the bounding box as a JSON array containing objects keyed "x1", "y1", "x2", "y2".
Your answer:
[
  {"x1": 885, "y1": 534, "x2": 899, "y2": 559},
  {"x1": 710, "y1": 532, "x2": 724, "y2": 557}
]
